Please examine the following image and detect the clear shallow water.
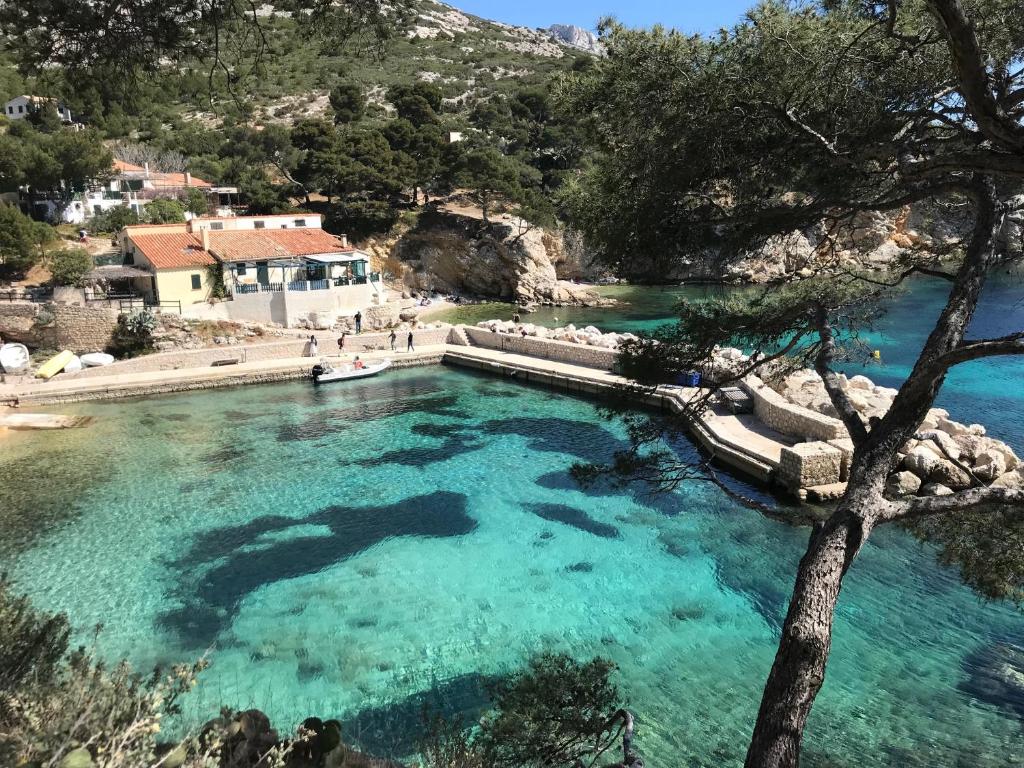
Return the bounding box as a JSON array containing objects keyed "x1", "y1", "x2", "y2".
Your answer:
[
  {"x1": 2, "y1": 368, "x2": 1022, "y2": 767},
  {"x1": 436, "y1": 275, "x2": 1024, "y2": 451}
]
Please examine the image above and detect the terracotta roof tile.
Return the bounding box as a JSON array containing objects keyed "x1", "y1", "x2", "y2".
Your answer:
[
  {"x1": 129, "y1": 233, "x2": 214, "y2": 269},
  {"x1": 207, "y1": 228, "x2": 352, "y2": 262}
]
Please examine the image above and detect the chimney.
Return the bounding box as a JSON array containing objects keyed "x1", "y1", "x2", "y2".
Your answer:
[
  {"x1": 200, "y1": 227, "x2": 210, "y2": 252},
  {"x1": 185, "y1": 172, "x2": 192, "y2": 186},
  {"x1": 340, "y1": 234, "x2": 348, "y2": 248}
]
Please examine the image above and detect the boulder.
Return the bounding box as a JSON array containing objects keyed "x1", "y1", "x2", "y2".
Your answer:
[
  {"x1": 917, "y1": 430, "x2": 962, "y2": 461},
  {"x1": 399, "y1": 309, "x2": 419, "y2": 322},
  {"x1": 903, "y1": 445, "x2": 943, "y2": 477},
  {"x1": 921, "y1": 482, "x2": 954, "y2": 496},
  {"x1": 928, "y1": 458, "x2": 973, "y2": 490},
  {"x1": 886, "y1": 471, "x2": 922, "y2": 497},
  {"x1": 847, "y1": 374, "x2": 874, "y2": 391},
  {"x1": 974, "y1": 449, "x2": 1008, "y2": 483},
  {"x1": 937, "y1": 417, "x2": 970, "y2": 436},
  {"x1": 991, "y1": 469, "x2": 1024, "y2": 490}
]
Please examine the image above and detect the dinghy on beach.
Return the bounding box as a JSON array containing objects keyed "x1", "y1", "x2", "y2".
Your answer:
[{"x1": 311, "y1": 359, "x2": 391, "y2": 385}]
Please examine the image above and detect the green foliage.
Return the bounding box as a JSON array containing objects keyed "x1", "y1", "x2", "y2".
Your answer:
[
  {"x1": 0, "y1": 123, "x2": 113, "y2": 196},
  {"x1": 108, "y1": 310, "x2": 157, "y2": 358},
  {"x1": 329, "y1": 82, "x2": 367, "y2": 124},
  {"x1": 455, "y1": 147, "x2": 527, "y2": 222},
  {"x1": 0, "y1": 205, "x2": 56, "y2": 278},
  {"x1": 184, "y1": 187, "x2": 209, "y2": 216},
  {"x1": 145, "y1": 198, "x2": 186, "y2": 224},
  {"x1": 87, "y1": 206, "x2": 142, "y2": 235},
  {"x1": 478, "y1": 653, "x2": 623, "y2": 768},
  {"x1": 47, "y1": 247, "x2": 94, "y2": 287},
  {"x1": 0, "y1": 575, "x2": 70, "y2": 696}
]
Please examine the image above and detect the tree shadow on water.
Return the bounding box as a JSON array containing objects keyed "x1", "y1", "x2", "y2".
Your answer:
[{"x1": 159, "y1": 491, "x2": 475, "y2": 647}]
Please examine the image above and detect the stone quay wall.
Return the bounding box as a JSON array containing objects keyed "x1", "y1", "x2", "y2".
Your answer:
[
  {"x1": 463, "y1": 327, "x2": 617, "y2": 370},
  {"x1": 742, "y1": 376, "x2": 847, "y2": 442},
  {"x1": 777, "y1": 441, "x2": 845, "y2": 492},
  {"x1": 65, "y1": 328, "x2": 452, "y2": 379}
]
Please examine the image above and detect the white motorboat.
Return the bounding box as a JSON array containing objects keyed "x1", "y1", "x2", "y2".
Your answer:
[
  {"x1": 0, "y1": 343, "x2": 30, "y2": 374},
  {"x1": 312, "y1": 358, "x2": 391, "y2": 384}
]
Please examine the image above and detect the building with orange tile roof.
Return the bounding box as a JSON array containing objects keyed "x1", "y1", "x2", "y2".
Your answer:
[{"x1": 117, "y1": 215, "x2": 383, "y2": 323}]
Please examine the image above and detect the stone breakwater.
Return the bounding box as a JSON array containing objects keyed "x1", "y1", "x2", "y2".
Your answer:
[
  {"x1": 476, "y1": 318, "x2": 1022, "y2": 498},
  {"x1": 771, "y1": 369, "x2": 1023, "y2": 495}
]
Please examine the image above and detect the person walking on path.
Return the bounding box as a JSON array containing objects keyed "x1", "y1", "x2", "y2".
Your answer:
[
  {"x1": 308, "y1": 334, "x2": 319, "y2": 357},
  {"x1": 407, "y1": 331, "x2": 415, "y2": 352},
  {"x1": 354, "y1": 311, "x2": 362, "y2": 334},
  {"x1": 337, "y1": 332, "x2": 347, "y2": 353},
  {"x1": 389, "y1": 329, "x2": 397, "y2": 351}
]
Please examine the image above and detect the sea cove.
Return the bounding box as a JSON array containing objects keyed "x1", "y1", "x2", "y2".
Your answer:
[{"x1": 2, "y1": 368, "x2": 1022, "y2": 767}]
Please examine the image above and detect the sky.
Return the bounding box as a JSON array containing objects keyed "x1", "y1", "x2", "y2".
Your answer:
[{"x1": 452, "y1": 0, "x2": 754, "y2": 35}]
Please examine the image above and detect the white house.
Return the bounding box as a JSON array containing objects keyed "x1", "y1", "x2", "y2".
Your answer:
[{"x1": 4, "y1": 95, "x2": 73, "y2": 123}]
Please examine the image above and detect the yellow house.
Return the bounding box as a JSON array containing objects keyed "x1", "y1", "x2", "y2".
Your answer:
[{"x1": 120, "y1": 224, "x2": 217, "y2": 308}]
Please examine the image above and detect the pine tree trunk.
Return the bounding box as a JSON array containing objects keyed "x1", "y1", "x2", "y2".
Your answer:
[{"x1": 744, "y1": 500, "x2": 874, "y2": 768}]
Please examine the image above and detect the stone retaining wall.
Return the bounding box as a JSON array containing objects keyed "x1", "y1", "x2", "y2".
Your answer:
[
  {"x1": 463, "y1": 327, "x2": 617, "y2": 370},
  {"x1": 0, "y1": 301, "x2": 119, "y2": 353},
  {"x1": 778, "y1": 441, "x2": 844, "y2": 492},
  {"x1": 743, "y1": 376, "x2": 847, "y2": 442}
]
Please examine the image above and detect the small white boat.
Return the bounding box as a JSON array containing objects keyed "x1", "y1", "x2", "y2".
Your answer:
[
  {"x1": 80, "y1": 352, "x2": 115, "y2": 367},
  {"x1": 312, "y1": 359, "x2": 391, "y2": 385},
  {"x1": 0, "y1": 343, "x2": 30, "y2": 374}
]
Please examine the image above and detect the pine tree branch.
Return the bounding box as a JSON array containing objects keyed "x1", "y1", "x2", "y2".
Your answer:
[
  {"x1": 813, "y1": 303, "x2": 869, "y2": 445},
  {"x1": 888, "y1": 487, "x2": 1024, "y2": 521}
]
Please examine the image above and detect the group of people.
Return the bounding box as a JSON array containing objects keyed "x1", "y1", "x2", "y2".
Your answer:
[{"x1": 307, "y1": 322, "x2": 416, "y2": 358}]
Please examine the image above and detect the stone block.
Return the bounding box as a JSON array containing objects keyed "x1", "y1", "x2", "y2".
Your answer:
[
  {"x1": 778, "y1": 441, "x2": 843, "y2": 492},
  {"x1": 827, "y1": 438, "x2": 855, "y2": 481}
]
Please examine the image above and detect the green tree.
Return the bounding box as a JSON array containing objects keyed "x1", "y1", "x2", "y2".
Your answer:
[
  {"x1": 456, "y1": 147, "x2": 524, "y2": 222},
  {"x1": 88, "y1": 207, "x2": 142, "y2": 235},
  {"x1": 329, "y1": 81, "x2": 367, "y2": 124},
  {"x1": 184, "y1": 187, "x2": 209, "y2": 216},
  {"x1": 562, "y1": 3, "x2": 1024, "y2": 767},
  {"x1": 0, "y1": 205, "x2": 55, "y2": 278},
  {"x1": 145, "y1": 199, "x2": 186, "y2": 224},
  {"x1": 47, "y1": 247, "x2": 94, "y2": 286}
]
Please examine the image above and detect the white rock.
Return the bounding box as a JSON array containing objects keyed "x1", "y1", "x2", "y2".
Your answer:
[
  {"x1": 848, "y1": 375, "x2": 874, "y2": 391},
  {"x1": 917, "y1": 430, "x2": 962, "y2": 461},
  {"x1": 974, "y1": 450, "x2": 1008, "y2": 482},
  {"x1": 991, "y1": 469, "x2": 1024, "y2": 490},
  {"x1": 904, "y1": 445, "x2": 943, "y2": 477},
  {"x1": 886, "y1": 471, "x2": 923, "y2": 497},
  {"x1": 921, "y1": 482, "x2": 954, "y2": 496},
  {"x1": 968, "y1": 423, "x2": 987, "y2": 436},
  {"x1": 937, "y1": 417, "x2": 971, "y2": 436}
]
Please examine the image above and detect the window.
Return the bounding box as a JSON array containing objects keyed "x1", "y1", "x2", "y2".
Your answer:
[
  {"x1": 236, "y1": 264, "x2": 247, "y2": 276},
  {"x1": 6, "y1": 106, "x2": 11, "y2": 114},
  {"x1": 191, "y1": 274, "x2": 202, "y2": 290},
  {"x1": 293, "y1": 218, "x2": 306, "y2": 227},
  {"x1": 18, "y1": 105, "x2": 23, "y2": 114},
  {"x1": 209, "y1": 221, "x2": 224, "y2": 231},
  {"x1": 254, "y1": 221, "x2": 265, "y2": 229}
]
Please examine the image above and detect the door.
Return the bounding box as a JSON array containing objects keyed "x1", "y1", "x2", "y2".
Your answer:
[{"x1": 256, "y1": 264, "x2": 269, "y2": 285}]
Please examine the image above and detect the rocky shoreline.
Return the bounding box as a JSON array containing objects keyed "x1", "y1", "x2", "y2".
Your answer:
[{"x1": 475, "y1": 319, "x2": 1022, "y2": 499}]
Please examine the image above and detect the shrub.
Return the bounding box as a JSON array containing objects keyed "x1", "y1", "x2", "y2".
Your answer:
[
  {"x1": 107, "y1": 310, "x2": 157, "y2": 358},
  {"x1": 0, "y1": 205, "x2": 55, "y2": 279},
  {"x1": 88, "y1": 207, "x2": 141, "y2": 235},
  {"x1": 146, "y1": 199, "x2": 186, "y2": 224},
  {"x1": 47, "y1": 247, "x2": 94, "y2": 286}
]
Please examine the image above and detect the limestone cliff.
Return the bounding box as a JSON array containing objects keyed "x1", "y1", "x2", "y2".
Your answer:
[{"x1": 391, "y1": 211, "x2": 607, "y2": 305}]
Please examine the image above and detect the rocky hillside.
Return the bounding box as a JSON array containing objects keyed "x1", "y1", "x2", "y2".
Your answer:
[{"x1": 194, "y1": 0, "x2": 598, "y2": 126}]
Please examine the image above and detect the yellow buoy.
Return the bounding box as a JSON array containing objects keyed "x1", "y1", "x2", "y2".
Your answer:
[{"x1": 872, "y1": 350, "x2": 881, "y2": 360}]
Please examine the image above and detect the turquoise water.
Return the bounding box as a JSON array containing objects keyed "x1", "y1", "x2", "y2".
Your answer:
[
  {"x1": 2, "y1": 368, "x2": 1022, "y2": 767},
  {"x1": 436, "y1": 275, "x2": 1024, "y2": 451}
]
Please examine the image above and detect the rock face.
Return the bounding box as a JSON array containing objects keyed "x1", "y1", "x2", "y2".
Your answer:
[
  {"x1": 618, "y1": 200, "x2": 1020, "y2": 284},
  {"x1": 395, "y1": 212, "x2": 608, "y2": 306},
  {"x1": 547, "y1": 24, "x2": 603, "y2": 55}
]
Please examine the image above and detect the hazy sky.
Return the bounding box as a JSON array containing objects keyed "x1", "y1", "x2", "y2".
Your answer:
[{"x1": 452, "y1": 0, "x2": 754, "y2": 35}]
